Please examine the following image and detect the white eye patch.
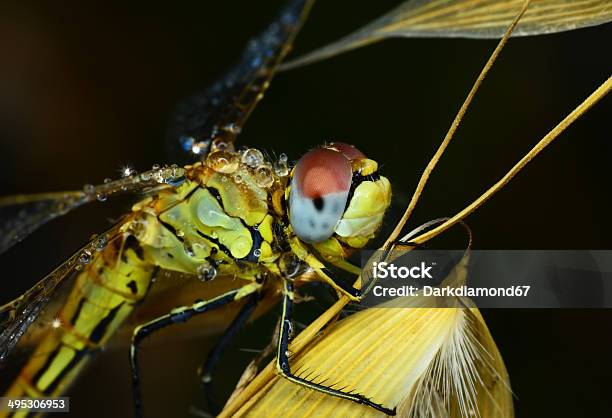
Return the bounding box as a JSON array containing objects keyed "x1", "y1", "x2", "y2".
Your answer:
[{"x1": 289, "y1": 187, "x2": 348, "y2": 244}]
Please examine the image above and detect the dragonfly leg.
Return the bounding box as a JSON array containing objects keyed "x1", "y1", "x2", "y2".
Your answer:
[
  {"x1": 388, "y1": 240, "x2": 426, "y2": 250},
  {"x1": 129, "y1": 282, "x2": 261, "y2": 418},
  {"x1": 197, "y1": 292, "x2": 260, "y2": 415},
  {"x1": 275, "y1": 280, "x2": 397, "y2": 416},
  {"x1": 312, "y1": 241, "x2": 425, "y2": 302}
]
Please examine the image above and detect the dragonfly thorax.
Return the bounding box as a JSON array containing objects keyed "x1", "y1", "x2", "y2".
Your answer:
[{"x1": 125, "y1": 146, "x2": 291, "y2": 282}]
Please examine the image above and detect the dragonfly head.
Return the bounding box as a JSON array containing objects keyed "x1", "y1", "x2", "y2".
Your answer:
[{"x1": 288, "y1": 142, "x2": 391, "y2": 248}]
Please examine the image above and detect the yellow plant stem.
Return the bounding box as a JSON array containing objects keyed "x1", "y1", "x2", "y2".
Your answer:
[
  {"x1": 384, "y1": 0, "x2": 532, "y2": 248},
  {"x1": 411, "y1": 75, "x2": 612, "y2": 245}
]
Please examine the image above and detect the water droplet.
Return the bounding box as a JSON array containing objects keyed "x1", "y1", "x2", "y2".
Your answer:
[
  {"x1": 95, "y1": 235, "x2": 107, "y2": 251},
  {"x1": 233, "y1": 173, "x2": 244, "y2": 184},
  {"x1": 183, "y1": 243, "x2": 194, "y2": 257},
  {"x1": 273, "y1": 160, "x2": 289, "y2": 177},
  {"x1": 158, "y1": 167, "x2": 174, "y2": 183},
  {"x1": 79, "y1": 251, "x2": 91, "y2": 265},
  {"x1": 103, "y1": 178, "x2": 112, "y2": 184},
  {"x1": 121, "y1": 166, "x2": 135, "y2": 177},
  {"x1": 280, "y1": 252, "x2": 307, "y2": 278},
  {"x1": 83, "y1": 184, "x2": 95, "y2": 194},
  {"x1": 51, "y1": 318, "x2": 62, "y2": 329},
  {"x1": 171, "y1": 166, "x2": 184, "y2": 178},
  {"x1": 96, "y1": 193, "x2": 107, "y2": 202},
  {"x1": 255, "y1": 164, "x2": 274, "y2": 188},
  {"x1": 241, "y1": 148, "x2": 265, "y2": 168},
  {"x1": 211, "y1": 138, "x2": 232, "y2": 153},
  {"x1": 206, "y1": 151, "x2": 239, "y2": 173},
  {"x1": 191, "y1": 140, "x2": 210, "y2": 155},
  {"x1": 287, "y1": 321, "x2": 294, "y2": 338},
  {"x1": 223, "y1": 123, "x2": 241, "y2": 135},
  {"x1": 253, "y1": 248, "x2": 261, "y2": 258},
  {"x1": 279, "y1": 153, "x2": 288, "y2": 163},
  {"x1": 196, "y1": 262, "x2": 217, "y2": 282}
]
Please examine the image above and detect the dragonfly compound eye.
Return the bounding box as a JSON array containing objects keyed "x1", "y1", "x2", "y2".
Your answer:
[
  {"x1": 325, "y1": 142, "x2": 365, "y2": 160},
  {"x1": 289, "y1": 148, "x2": 352, "y2": 243}
]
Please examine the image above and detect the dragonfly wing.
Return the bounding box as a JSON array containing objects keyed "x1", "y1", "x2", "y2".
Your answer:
[
  {"x1": 282, "y1": 0, "x2": 612, "y2": 69},
  {"x1": 0, "y1": 166, "x2": 185, "y2": 256},
  {"x1": 0, "y1": 223, "x2": 123, "y2": 365},
  {"x1": 167, "y1": 0, "x2": 314, "y2": 161},
  {"x1": 0, "y1": 192, "x2": 88, "y2": 255}
]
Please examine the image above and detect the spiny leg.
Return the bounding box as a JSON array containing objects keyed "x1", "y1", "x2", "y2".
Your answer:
[
  {"x1": 275, "y1": 280, "x2": 396, "y2": 416},
  {"x1": 130, "y1": 283, "x2": 260, "y2": 418},
  {"x1": 198, "y1": 292, "x2": 260, "y2": 415}
]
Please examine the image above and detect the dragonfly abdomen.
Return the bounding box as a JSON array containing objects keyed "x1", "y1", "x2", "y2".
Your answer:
[{"x1": 2, "y1": 235, "x2": 156, "y2": 416}]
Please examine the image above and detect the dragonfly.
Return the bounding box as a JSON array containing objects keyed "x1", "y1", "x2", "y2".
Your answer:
[{"x1": 0, "y1": 0, "x2": 610, "y2": 417}]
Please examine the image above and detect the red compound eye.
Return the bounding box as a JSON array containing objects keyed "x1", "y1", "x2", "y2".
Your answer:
[
  {"x1": 289, "y1": 148, "x2": 352, "y2": 243},
  {"x1": 327, "y1": 142, "x2": 366, "y2": 160},
  {"x1": 294, "y1": 148, "x2": 352, "y2": 199}
]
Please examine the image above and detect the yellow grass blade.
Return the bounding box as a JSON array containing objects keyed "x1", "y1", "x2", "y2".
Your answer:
[{"x1": 283, "y1": 0, "x2": 612, "y2": 70}]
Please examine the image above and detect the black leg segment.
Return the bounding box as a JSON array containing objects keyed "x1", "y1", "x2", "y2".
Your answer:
[
  {"x1": 275, "y1": 280, "x2": 396, "y2": 416},
  {"x1": 129, "y1": 284, "x2": 260, "y2": 418},
  {"x1": 199, "y1": 292, "x2": 260, "y2": 415}
]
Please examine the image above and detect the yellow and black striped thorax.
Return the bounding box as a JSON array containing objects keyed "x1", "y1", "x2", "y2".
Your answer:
[{"x1": 126, "y1": 147, "x2": 292, "y2": 281}]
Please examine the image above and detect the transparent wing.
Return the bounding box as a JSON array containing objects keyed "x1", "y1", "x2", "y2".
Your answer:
[
  {"x1": 282, "y1": 0, "x2": 612, "y2": 69},
  {"x1": 0, "y1": 192, "x2": 87, "y2": 256},
  {"x1": 0, "y1": 166, "x2": 185, "y2": 256},
  {"x1": 166, "y1": 0, "x2": 314, "y2": 160},
  {"x1": 0, "y1": 224, "x2": 123, "y2": 365}
]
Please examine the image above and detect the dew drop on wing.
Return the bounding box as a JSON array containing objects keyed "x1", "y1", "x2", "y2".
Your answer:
[{"x1": 78, "y1": 250, "x2": 91, "y2": 265}]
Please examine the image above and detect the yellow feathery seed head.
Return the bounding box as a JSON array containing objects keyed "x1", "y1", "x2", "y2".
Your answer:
[{"x1": 222, "y1": 255, "x2": 513, "y2": 417}]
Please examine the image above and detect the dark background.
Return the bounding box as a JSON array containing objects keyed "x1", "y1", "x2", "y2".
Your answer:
[{"x1": 0, "y1": 1, "x2": 610, "y2": 417}]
